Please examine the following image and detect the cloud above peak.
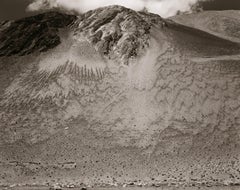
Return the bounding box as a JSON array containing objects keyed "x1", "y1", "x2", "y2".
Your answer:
[{"x1": 27, "y1": 0, "x2": 202, "y2": 18}]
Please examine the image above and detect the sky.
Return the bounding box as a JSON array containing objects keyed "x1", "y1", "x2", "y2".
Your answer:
[{"x1": 0, "y1": 0, "x2": 240, "y2": 21}]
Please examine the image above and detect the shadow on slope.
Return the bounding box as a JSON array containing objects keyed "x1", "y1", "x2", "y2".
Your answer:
[{"x1": 164, "y1": 19, "x2": 240, "y2": 58}]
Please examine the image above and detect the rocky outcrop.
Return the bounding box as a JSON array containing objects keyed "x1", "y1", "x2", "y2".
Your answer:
[{"x1": 73, "y1": 5, "x2": 165, "y2": 64}]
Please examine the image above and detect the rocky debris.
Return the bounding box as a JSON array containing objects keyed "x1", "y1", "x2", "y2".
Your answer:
[
  {"x1": 0, "y1": 12, "x2": 77, "y2": 57},
  {"x1": 58, "y1": 162, "x2": 77, "y2": 169},
  {"x1": 50, "y1": 184, "x2": 62, "y2": 190}
]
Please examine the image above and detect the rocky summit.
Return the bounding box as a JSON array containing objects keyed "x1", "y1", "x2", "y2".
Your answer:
[{"x1": 0, "y1": 5, "x2": 240, "y2": 188}]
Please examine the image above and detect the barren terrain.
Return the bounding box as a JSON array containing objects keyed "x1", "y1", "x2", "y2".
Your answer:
[{"x1": 0, "y1": 6, "x2": 240, "y2": 188}]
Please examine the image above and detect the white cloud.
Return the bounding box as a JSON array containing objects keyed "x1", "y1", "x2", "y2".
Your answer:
[
  {"x1": 147, "y1": 0, "x2": 200, "y2": 17},
  {"x1": 27, "y1": 0, "x2": 201, "y2": 18}
]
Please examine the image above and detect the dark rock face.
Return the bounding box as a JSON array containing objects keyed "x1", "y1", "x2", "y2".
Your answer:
[
  {"x1": 0, "y1": 12, "x2": 77, "y2": 56},
  {"x1": 74, "y1": 5, "x2": 165, "y2": 64},
  {"x1": 0, "y1": 7, "x2": 166, "y2": 65}
]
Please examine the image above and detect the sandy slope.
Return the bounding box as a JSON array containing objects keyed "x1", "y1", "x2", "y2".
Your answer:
[
  {"x1": 0, "y1": 6, "x2": 240, "y2": 188},
  {"x1": 171, "y1": 10, "x2": 240, "y2": 43}
]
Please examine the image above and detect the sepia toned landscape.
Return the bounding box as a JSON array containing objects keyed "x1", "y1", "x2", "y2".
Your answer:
[{"x1": 0, "y1": 1, "x2": 240, "y2": 190}]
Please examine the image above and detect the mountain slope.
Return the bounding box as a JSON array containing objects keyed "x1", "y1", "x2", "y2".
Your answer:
[
  {"x1": 0, "y1": 12, "x2": 77, "y2": 56},
  {"x1": 0, "y1": 6, "x2": 240, "y2": 188},
  {"x1": 171, "y1": 10, "x2": 240, "y2": 43}
]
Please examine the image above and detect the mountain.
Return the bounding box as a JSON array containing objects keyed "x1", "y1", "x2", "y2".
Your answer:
[
  {"x1": 0, "y1": 6, "x2": 240, "y2": 188},
  {"x1": 0, "y1": 12, "x2": 77, "y2": 56},
  {"x1": 171, "y1": 10, "x2": 240, "y2": 43}
]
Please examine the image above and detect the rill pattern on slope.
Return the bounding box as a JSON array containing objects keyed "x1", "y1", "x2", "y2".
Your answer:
[
  {"x1": 1, "y1": 42, "x2": 240, "y2": 186},
  {"x1": 2, "y1": 62, "x2": 105, "y2": 107},
  {"x1": 2, "y1": 34, "x2": 240, "y2": 150},
  {"x1": 1, "y1": 12, "x2": 240, "y2": 185}
]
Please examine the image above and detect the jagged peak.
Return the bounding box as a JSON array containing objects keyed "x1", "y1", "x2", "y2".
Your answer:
[
  {"x1": 72, "y1": 5, "x2": 165, "y2": 64},
  {"x1": 0, "y1": 6, "x2": 166, "y2": 64}
]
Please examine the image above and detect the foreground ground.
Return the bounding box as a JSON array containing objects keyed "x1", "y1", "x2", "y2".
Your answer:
[{"x1": 1, "y1": 186, "x2": 240, "y2": 190}]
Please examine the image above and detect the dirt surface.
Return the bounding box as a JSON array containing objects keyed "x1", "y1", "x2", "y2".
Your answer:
[
  {"x1": 3, "y1": 186, "x2": 240, "y2": 190},
  {"x1": 1, "y1": 6, "x2": 240, "y2": 188}
]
